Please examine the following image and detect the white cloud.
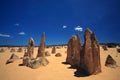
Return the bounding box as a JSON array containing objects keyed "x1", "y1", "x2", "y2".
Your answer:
[
  {"x1": 74, "y1": 26, "x2": 83, "y2": 31},
  {"x1": 63, "y1": 25, "x2": 67, "y2": 29},
  {"x1": 0, "y1": 33, "x2": 11, "y2": 37},
  {"x1": 14, "y1": 23, "x2": 19, "y2": 26},
  {"x1": 18, "y1": 32, "x2": 25, "y2": 35}
]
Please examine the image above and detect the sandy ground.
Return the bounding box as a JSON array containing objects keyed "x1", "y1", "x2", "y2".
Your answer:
[{"x1": 0, "y1": 46, "x2": 120, "y2": 80}]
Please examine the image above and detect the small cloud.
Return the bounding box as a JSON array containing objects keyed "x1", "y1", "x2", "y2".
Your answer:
[
  {"x1": 14, "y1": 23, "x2": 19, "y2": 26},
  {"x1": 74, "y1": 26, "x2": 83, "y2": 31},
  {"x1": 18, "y1": 32, "x2": 25, "y2": 35},
  {"x1": 63, "y1": 25, "x2": 67, "y2": 29},
  {"x1": 0, "y1": 33, "x2": 11, "y2": 37}
]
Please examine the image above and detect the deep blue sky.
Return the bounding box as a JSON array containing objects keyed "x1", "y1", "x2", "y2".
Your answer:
[{"x1": 0, "y1": 0, "x2": 120, "y2": 45}]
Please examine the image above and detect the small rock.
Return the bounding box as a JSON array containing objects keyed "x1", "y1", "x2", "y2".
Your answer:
[
  {"x1": 102, "y1": 45, "x2": 108, "y2": 51},
  {"x1": 6, "y1": 53, "x2": 19, "y2": 64},
  {"x1": 55, "y1": 53, "x2": 62, "y2": 57},
  {"x1": 105, "y1": 55, "x2": 117, "y2": 68},
  {"x1": 10, "y1": 48, "x2": 15, "y2": 52},
  {"x1": 45, "y1": 51, "x2": 51, "y2": 56}
]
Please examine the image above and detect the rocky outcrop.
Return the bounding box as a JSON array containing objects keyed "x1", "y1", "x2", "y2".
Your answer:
[
  {"x1": 17, "y1": 47, "x2": 23, "y2": 52},
  {"x1": 24, "y1": 57, "x2": 49, "y2": 69},
  {"x1": 10, "y1": 48, "x2": 16, "y2": 52},
  {"x1": 66, "y1": 34, "x2": 82, "y2": 67},
  {"x1": 37, "y1": 32, "x2": 45, "y2": 57},
  {"x1": 23, "y1": 33, "x2": 49, "y2": 69},
  {"x1": 105, "y1": 55, "x2": 117, "y2": 68},
  {"x1": 55, "y1": 53, "x2": 62, "y2": 57},
  {"x1": 6, "y1": 53, "x2": 19, "y2": 64},
  {"x1": 0, "y1": 48, "x2": 5, "y2": 53},
  {"x1": 80, "y1": 28, "x2": 101, "y2": 75},
  {"x1": 23, "y1": 37, "x2": 34, "y2": 65},
  {"x1": 51, "y1": 46, "x2": 56, "y2": 54},
  {"x1": 25, "y1": 37, "x2": 34, "y2": 58},
  {"x1": 45, "y1": 51, "x2": 51, "y2": 56},
  {"x1": 102, "y1": 45, "x2": 108, "y2": 51}
]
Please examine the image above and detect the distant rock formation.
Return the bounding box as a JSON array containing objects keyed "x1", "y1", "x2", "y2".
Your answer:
[
  {"x1": 117, "y1": 48, "x2": 120, "y2": 53},
  {"x1": 10, "y1": 48, "x2": 16, "y2": 52},
  {"x1": 102, "y1": 45, "x2": 108, "y2": 51},
  {"x1": 0, "y1": 48, "x2": 5, "y2": 53},
  {"x1": 66, "y1": 34, "x2": 82, "y2": 67},
  {"x1": 6, "y1": 53, "x2": 19, "y2": 64},
  {"x1": 105, "y1": 55, "x2": 117, "y2": 68},
  {"x1": 55, "y1": 53, "x2": 62, "y2": 57},
  {"x1": 45, "y1": 51, "x2": 51, "y2": 56},
  {"x1": 37, "y1": 32, "x2": 45, "y2": 57},
  {"x1": 17, "y1": 47, "x2": 23, "y2": 52},
  {"x1": 51, "y1": 46, "x2": 56, "y2": 54},
  {"x1": 80, "y1": 28, "x2": 101, "y2": 75}
]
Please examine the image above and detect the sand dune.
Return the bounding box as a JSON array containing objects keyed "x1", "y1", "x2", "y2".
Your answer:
[{"x1": 0, "y1": 46, "x2": 120, "y2": 80}]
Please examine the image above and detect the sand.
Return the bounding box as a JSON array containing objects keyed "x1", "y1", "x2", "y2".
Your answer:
[{"x1": 0, "y1": 46, "x2": 120, "y2": 80}]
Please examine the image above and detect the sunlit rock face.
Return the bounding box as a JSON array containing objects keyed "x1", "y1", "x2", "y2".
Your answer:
[
  {"x1": 80, "y1": 28, "x2": 101, "y2": 75},
  {"x1": 37, "y1": 32, "x2": 45, "y2": 57},
  {"x1": 66, "y1": 34, "x2": 82, "y2": 67}
]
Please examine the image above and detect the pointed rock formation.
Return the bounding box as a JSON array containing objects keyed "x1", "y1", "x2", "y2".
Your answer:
[
  {"x1": 37, "y1": 32, "x2": 45, "y2": 57},
  {"x1": 66, "y1": 34, "x2": 82, "y2": 67},
  {"x1": 23, "y1": 35, "x2": 49, "y2": 69},
  {"x1": 6, "y1": 53, "x2": 19, "y2": 64},
  {"x1": 51, "y1": 46, "x2": 56, "y2": 54},
  {"x1": 105, "y1": 55, "x2": 117, "y2": 68},
  {"x1": 23, "y1": 37, "x2": 34, "y2": 65},
  {"x1": 26, "y1": 37, "x2": 34, "y2": 58},
  {"x1": 80, "y1": 28, "x2": 101, "y2": 75}
]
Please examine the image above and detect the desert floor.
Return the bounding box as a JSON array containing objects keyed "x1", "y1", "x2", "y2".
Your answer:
[{"x1": 0, "y1": 46, "x2": 120, "y2": 80}]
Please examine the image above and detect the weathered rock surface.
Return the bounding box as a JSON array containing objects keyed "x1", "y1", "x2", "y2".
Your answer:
[
  {"x1": 23, "y1": 33, "x2": 49, "y2": 69},
  {"x1": 105, "y1": 55, "x2": 117, "y2": 68},
  {"x1": 80, "y1": 28, "x2": 101, "y2": 75},
  {"x1": 6, "y1": 53, "x2": 19, "y2": 64},
  {"x1": 23, "y1": 37, "x2": 34, "y2": 65},
  {"x1": 37, "y1": 32, "x2": 45, "y2": 57},
  {"x1": 66, "y1": 34, "x2": 82, "y2": 67},
  {"x1": 23, "y1": 57, "x2": 49, "y2": 69}
]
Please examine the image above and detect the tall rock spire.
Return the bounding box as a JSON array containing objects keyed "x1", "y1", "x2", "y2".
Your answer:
[
  {"x1": 80, "y1": 28, "x2": 101, "y2": 75},
  {"x1": 37, "y1": 32, "x2": 45, "y2": 57}
]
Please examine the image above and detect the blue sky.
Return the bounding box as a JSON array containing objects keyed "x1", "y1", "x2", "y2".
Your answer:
[{"x1": 0, "y1": 0, "x2": 120, "y2": 45}]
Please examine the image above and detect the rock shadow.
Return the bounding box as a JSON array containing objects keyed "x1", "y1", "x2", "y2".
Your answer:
[
  {"x1": 61, "y1": 62, "x2": 69, "y2": 65},
  {"x1": 74, "y1": 68, "x2": 89, "y2": 77},
  {"x1": 18, "y1": 64, "x2": 24, "y2": 66}
]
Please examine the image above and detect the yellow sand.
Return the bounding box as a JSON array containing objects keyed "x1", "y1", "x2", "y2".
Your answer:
[{"x1": 0, "y1": 46, "x2": 120, "y2": 80}]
